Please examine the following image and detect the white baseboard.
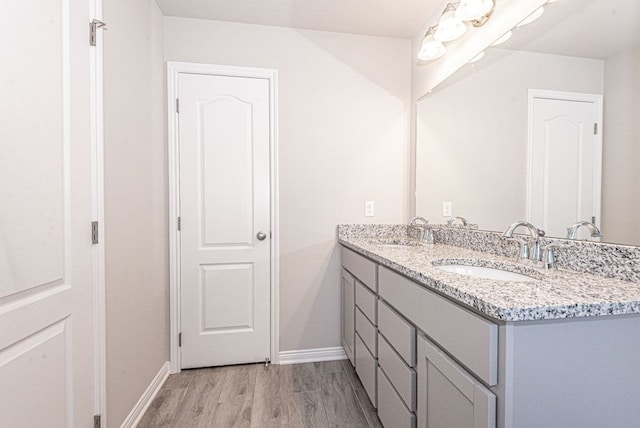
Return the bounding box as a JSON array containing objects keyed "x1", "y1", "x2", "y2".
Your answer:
[
  {"x1": 278, "y1": 346, "x2": 347, "y2": 365},
  {"x1": 120, "y1": 361, "x2": 170, "y2": 428}
]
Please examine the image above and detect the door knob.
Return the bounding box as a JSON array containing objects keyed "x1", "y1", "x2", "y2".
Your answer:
[{"x1": 256, "y1": 231, "x2": 267, "y2": 241}]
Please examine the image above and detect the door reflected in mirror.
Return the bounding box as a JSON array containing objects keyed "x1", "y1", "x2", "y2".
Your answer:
[{"x1": 415, "y1": 0, "x2": 640, "y2": 246}]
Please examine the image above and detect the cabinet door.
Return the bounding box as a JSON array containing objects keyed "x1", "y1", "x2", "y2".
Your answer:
[
  {"x1": 417, "y1": 335, "x2": 496, "y2": 428},
  {"x1": 341, "y1": 268, "x2": 355, "y2": 366}
]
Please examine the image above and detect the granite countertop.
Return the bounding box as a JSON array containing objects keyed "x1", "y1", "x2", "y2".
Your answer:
[{"x1": 340, "y1": 237, "x2": 640, "y2": 322}]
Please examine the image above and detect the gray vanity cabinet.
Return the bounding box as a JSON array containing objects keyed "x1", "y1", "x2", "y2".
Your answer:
[
  {"x1": 341, "y1": 247, "x2": 379, "y2": 407},
  {"x1": 417, "y1": 334, "x2": 496, "y2": 428},
  {"x1": 341, "y1": 268, "x2": 355, "y2": 366}
]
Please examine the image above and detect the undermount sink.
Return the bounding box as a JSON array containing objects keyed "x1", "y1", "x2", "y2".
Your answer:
[{"x1": 434, "y1": 264, "x2": 537, "y2": 281}]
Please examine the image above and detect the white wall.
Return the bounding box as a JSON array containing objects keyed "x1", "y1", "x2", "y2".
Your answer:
[
  {"x1": 164, "y1": 17, "x2": 411, "y2": 352},
  {"x1": 602, "y1": 46, "x2": 640, "y2": 245},
  {"x1": 416, "y1": 50, "x2": 604, "y2": 231},
  {"x1": 103, "y1": 0, "x2": 168, "y2": 426}
]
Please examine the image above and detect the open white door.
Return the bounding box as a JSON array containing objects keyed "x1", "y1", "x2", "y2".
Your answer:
[
  {"x1": 178, "y1": 71, "x2": 273, "y2": 369},
  {"x1": 0, "y1": 1, "x2": 96, "y2": 426},
  {"x1": 527, "y1": 90, "x2": 603, "y2": 239}
]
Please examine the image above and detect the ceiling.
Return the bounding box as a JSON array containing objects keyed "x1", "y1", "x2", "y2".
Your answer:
[{"x1": 155, "y1": 0, "x2": 440, "y2": 39}]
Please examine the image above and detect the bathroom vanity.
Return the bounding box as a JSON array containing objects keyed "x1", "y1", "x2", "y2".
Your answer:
[{"x1": 339, "y1": 225, "x2": 640, "y2": 428}]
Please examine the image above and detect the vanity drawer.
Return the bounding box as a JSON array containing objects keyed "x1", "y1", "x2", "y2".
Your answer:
[
  {"x1": 342, "y1": 247, "x2": 377, "y2": 292},
  {"x1": 356, "y1": 307, "x2": 377, "y2": 357},
  {"x1": 379, "y1": 266, "x2": 498, "y2": 386},
  {"x1": 379, "y1": 300, "x2": 416, "y2": 367},
  {"x1": 355, "y1": 333, "x2": 377, "y2": 408},
  {"x1": 377, "y1": 367, "x2": 415, "y2": 428},
  {"x1": 378, "y1": 333, "x2": 416, "y2": 411},
  {"x1": 355, "y1": 281, "x2": 377, "y2": 324}
]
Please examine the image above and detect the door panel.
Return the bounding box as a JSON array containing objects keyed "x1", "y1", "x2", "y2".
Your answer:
[
  {"x1": 201, "y1": 263, "x2": 255, "y2": 332},
  {"x1": 201, "y1": 96, "x2": 254, "y2": 247},
  {"x1": 0, "y1": 0, "x2": 94, "y2": 426},
  {"x1": 529, "y1": 94, "x2": 601, "y2": 238},
  {"x1": 179, "y1": 73, "x2": 271, "y2": 368}
]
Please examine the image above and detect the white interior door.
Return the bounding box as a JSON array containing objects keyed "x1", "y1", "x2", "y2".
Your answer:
[
  {"x1": 528, "y1": 91, "x2": 602, "y2": 239},
  {"x1": 0, "y1": 1, "x2": 95, "y2": 426},
  {"x1": 178, "y1": 72, "x2": 271, "y2": 369}
]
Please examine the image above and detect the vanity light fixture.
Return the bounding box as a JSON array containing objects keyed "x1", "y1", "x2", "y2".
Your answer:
[
  {"x1": 517, "y1": 6, "x2": 544, "y2": 27},
  {"x1": 418, "y1": 0, "x2": 496, "y2": 62},
  {"x1": 418, "y1": 26, "x2": 447, "y2": 61},
  {"x1": 455, "y1": 0, "x2": 495, "y2": 27},
  {"x1": 491, "y1": 30, "x2": 512, "y2": 46},
  {"x1": 434, "y1": 3, "x2": 468, "y2": 42}
]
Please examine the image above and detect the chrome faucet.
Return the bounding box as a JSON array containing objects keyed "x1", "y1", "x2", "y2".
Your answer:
[
  {"x1": 408, "y1": 216, "x2": 429, "y2": 226},
  {"x1": 502, "y1": 221, "x2": 545, "y2": 266},
  {"x1": 567, "y1": 221, "x2": 602, "y2": 240},
  {"x1": 446, "y1": 216, "x2": 468, "y2": 227},
  {"x1": 408, "y1": 216, "x2": 434, "y2": 244}
]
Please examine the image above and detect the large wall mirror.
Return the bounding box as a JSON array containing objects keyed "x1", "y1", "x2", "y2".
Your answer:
[{"x1": 416, "y1": 0, "x2": 639, "y2": 245}]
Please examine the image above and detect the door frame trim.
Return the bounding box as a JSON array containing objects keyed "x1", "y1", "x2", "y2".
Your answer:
[
  {"x1": 166, "y1": 61, "x2": 280, "y2": 372},
  {"x1": 90, "y1": 0, "x2": 107, "y2": 423},
  {"x1": 526, "y1": 89, "x2": 603, "y2": 230}
]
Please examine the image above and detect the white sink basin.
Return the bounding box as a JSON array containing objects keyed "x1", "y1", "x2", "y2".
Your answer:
[{"x1": 435, "y1": 264, "x2": 536, "y2": 281}]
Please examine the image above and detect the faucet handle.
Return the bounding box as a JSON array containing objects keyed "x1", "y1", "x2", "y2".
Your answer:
[
  {"x1": 507, "y1": 237, "x2": 530, "y2": 260},
  {"x1": 543, "y1": 242, "x2": 569, "y2": 270}
]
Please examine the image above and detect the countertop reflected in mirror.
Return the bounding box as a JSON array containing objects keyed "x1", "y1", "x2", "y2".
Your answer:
[{"x1": 415, "y1": 0, "x2": 640, "y2": 246}]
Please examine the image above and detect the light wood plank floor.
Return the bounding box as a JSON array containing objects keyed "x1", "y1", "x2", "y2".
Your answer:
[{"x1": 138, "y1": 359, "x2": 383, "y2": 428}]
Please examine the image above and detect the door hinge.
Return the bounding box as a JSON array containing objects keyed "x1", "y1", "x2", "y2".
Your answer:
[
  {"x1": 91, "y1": 221, "x2": 99, "y2": 245},
  {"x1": 177, "y1": 217, "x2": 181, "y2": 231},
  {"x1": 176, "y1": 98, "x2": 180, "y2": 113},
  {"x1": 89, "y1": 19, "x2": 107, "y2": 47},
  {"x1": 592, "y1": 216, "x2": 597, "y2": 224},
  {"x1": 594, "y1": 123, "x2": 598, "y2": 135},
  {"x1": 178, "y1": 332, "x2": 182, "y2": 347},
  {"x1": 94, "y1": 414, "x2": 101, "y2": 428}
]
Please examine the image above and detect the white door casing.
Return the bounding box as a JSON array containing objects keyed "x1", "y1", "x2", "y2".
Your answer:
[
  {"x1": 527, "y1": 90, "x2": 603, "y2": 239},
  {"x1": 167, "y1": 63, "x2": 279, "y2": 370},
  {"x1": 0, "y1": 0, "x2": 96, "y2": 426}
]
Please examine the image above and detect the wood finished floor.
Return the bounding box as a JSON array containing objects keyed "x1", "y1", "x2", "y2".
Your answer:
[{"x1": 138, "y1": 359, "x2": 382, "y2": 428}]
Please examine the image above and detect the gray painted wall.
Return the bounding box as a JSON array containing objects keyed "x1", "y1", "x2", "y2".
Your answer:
[{"x1": 104, "y1": 0, "x2": 169, "y2": 426}]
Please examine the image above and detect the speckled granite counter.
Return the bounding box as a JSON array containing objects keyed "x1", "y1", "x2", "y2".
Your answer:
[{"x1": 339, "y1": 229, "x2": 640, "y2": 322}]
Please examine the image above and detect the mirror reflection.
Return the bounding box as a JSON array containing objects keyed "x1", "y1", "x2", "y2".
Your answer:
[{"x1": 416, "y1": 0, "x2": 640, "y2": 245}]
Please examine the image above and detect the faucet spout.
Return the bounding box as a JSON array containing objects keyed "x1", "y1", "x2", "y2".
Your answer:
[
  {"x1": 503, "y1": 221, "x2": 544, "y2": 264},
  {"x1": 502, "y1": 221, "x2": 540, "y2": 240},
  {"x1": 567, "y1": 221, "x2": 602, "y2": 239},
  {"x1": 447, "y1": 216, "x2": 468, "y2": 227},
  {"x1": 408, "y1": 216, "x2": 429, "y2": 226}
]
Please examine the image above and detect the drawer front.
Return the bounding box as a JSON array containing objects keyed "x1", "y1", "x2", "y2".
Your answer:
[
  {"x1": 378, "y1": 300, "x2": 416, "y2": 367},
  {"x1": 379, "y1": 266, "x2": 498, "y2": 386},
  {"x1": 355, "y1": 333, "x2": 377, "y2": 408},
  {"x1": 355, "y1": 281, "x2": 377, "y2": 325},
  {"x1": 342, "y1": 247, "x2": 377, "y2": 292},
  {"x1": 356, "y1": 308, "x2": 377, "y2": 357},
  {"x1": 378, "y1": 334, "x2": 416, "y2": 411},
  {"x1": 377, "y1": 367, "x2": 415, "y2": 428}
]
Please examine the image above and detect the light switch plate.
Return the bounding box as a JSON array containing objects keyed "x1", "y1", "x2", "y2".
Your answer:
[
  {"x1": 365, "y1": 201, "x2": 375, "y2": 217},
  {"x1": 443, "y1": 201, "x2": 452, "y2": 217}
]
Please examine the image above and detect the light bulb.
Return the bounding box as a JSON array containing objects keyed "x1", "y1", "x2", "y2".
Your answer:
[
  {"x1": 418, "y1": 32, "x2": 447, "y2": 61},
  {"x1": 434, "y1": 8, "x2": 468, "y2": 42},
  {"x1": 455, "y1": 0, "x2": 494, "y2": 21}
]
